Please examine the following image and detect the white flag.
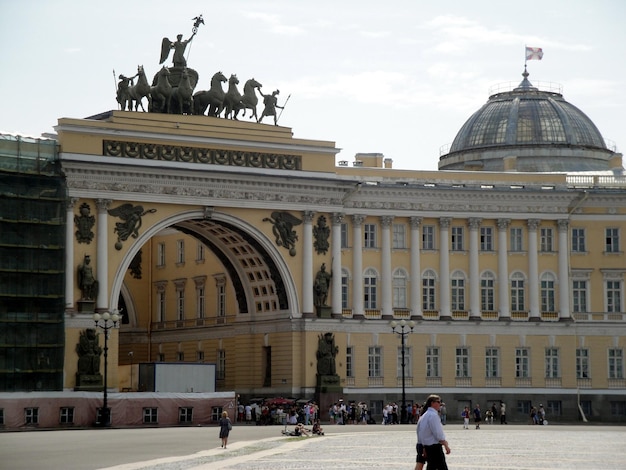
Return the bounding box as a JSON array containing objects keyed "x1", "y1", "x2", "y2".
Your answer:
[{"x1": 525, "y1": 47, "x2": 544, "y2": 61}]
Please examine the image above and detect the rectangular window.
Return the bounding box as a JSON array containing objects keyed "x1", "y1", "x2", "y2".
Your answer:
[
  {"x1": 426, "y1": 346, "x2": 440, "y2": 377},
  {"x1": 179, "y1": 407, "x2": 193, "y2": 423},
  {"x1": 571, "y1": 228, "x2": 586, "y2": 252},
  {"x1": 517, "y1": 400, "x2": 531, "y2": 415},
  {"x1": 197, "y1": 286, "x2": 205, "y2": 319},
  {"x1": 157, "y1": 242, "x2": 166, "y2": 267},
  {"x1": 540, "y1": 228, "x2": 553, "y2": 252},
  {"x1": 451, "y1": 277, "x2": 465, "y2": 311},
  {"x1": 610, "y1": 401, "x2": 626, "y2": 417},
  {"x1": 480, "y1": 227, "x2": 493, "y2": 251},
  {"x1": 340, "y1": 223, "x2": 349, "y2": 248},
  {"x1": 515, "y1": 348, "x2": 530, "y2": 378},
  {"x1": 197, "y1": 350, "x2": 204, "y2": 362},
  {"x1": 485, "y1": 347, "x2": 499, "y2": 378},
  {"x1": 211, "y1": 407, "x2": 224, "y2": 422},
  {"x1": 364, "y1": 224, "x2": 377, "y2": 248},
  {"x1": 346, "y1": 346, "x2": 354, "y2": 377},
  {"x1": 545, "y1": 347, "x2": 559, "y2": 378},
  {"x1": 580, "y1": 400, "x2": 592, "y2": 418},
  {"x1": 177, "y1": 351, "x2": 184, "y2": 361},
  {"x1": 481, "y1": 276, "x2": 495, "y2": 311},
  {"x1": 451, "y1": 226, "x2": 464, "y2": 251},
  {"x1": 176, "y1": 289, "x2": 185, "y2": 320},
  {"x1": 392, "y1": 273, "x2": 407, "y2": 308},
  {"x1": 196, "y1": 241, "x2": 205, "y2": 261},
  {"x1": 157, "y1": 353, "x2": 165, "y2": 362},
  {"x1": 510, "y1": 227, "x2": 523, "y2": 252},
  {"x1": 455, "y1": 347, "x2": 470, "y2": 378},
  {"x1": 572, "y1": 280, "x2": 588, "y2": 313},
  {"x1": 364, "y1": 274, "x2": 377, "y2": 309},
  {"x1": 59, "y1": 407, "x2": 74, "y2": 424},
  {"x1": 217, "y1": 349, "x2": 226, "y2": 380},
  {"x1": 607, "y1": 280, "x2": 622, "y2": 313},
  {"x1": 0, "y1": 409, "x2": 4, "y2": 426},
  {"x1": 547, "y1": 400, "x2": 562, "y2": 417},
  {"x1": 606, "y1": 228, "x2": 620, "y2": 253},
  {"x1": 143, "y1": 407, "x2": 158, "y2": 424},
  {"x1": 422, "y1": 276, "x2": 436, "y2": 311},
  {"x1": 158, "y1": 291, "x2": 166, "y2": 322},
  {"x1": 217, "y1": 284, "x2": 226, "y2": 317},
  {"x1": 176, "y1": 239, "x2": 185, "y2": 264},
  {"x1": 422, "y1": 226, "x2": 435, "y2": 250},
  {"x1": 576, "y1": 348, "x2": 589, "y2": 379},
  {"x1": 397, "y1": 346, "x2": 412, "y2": 379},
  {"x1": 511, "y1": 278, "x2": 525, "y2": 311},
  {"x1": 609, "y1": 348, "x2": 624, "y2": 379},
  {"x1": 341, "y1": 272, "x2": 349, "y2": 309},
  {"x1": 541, "y1": 277, "x2": 555, "y2": 312},
  {"x1": 392, "y1": 223, "x2": 406, "y2": 249},
  {"x1": 368, "y1": 346, "x2": 382, "y2": 378}
]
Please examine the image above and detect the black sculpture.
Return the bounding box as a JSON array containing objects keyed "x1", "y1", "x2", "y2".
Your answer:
[
  {"x1": 313, "y1": 215, "x2": 330, "y2": 255},
  {"x1": 74, "y1": 202, "x2": 95, "y2": 244},
  {"x1": 316, "y1": 332, "x2": 339, "y2": 376},
  {"x1": 314, "y1": 263, "x2": 332, "y2": 307},
  {"x1": 78, "y1": 255, "x2": 98, "y2": 301},
  {"x1": 107, "y1": 203, "x2": 157, "y2": 250},
  {"x1": 263, "y1": 211, "x2": 301, "y2": 256}
]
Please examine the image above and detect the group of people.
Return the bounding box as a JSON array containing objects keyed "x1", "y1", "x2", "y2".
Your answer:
[
  {"x1": 236, "y1": 400, "x2": 321, "y2": 426},
  {"x1": 461, "y1": 402, "x2": 507, "y2": 429},
  {"x1": 329, "y1": 400, "x2": 373, "y2": 425},
  {"x1": 530, "y1": 404, "x2": 546, "y2": 425}
]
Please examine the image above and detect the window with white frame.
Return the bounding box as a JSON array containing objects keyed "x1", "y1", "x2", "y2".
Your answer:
[
  {"x1": 59, "y1": 407, "x2": 74, "y2": 424},
  {"x1": 143, "y1": 407, "x2": 158, "y2": 424},
  {"x1": 541, "y1": 272, "x2": 556, "y2": 312},
  {"x1": 341, "y1": 269, "x2": 349, "y2": 308},
  {"x1": 217, "y1": 349, "x2": 226, "y2": 380},
  {"x1": 510, "y1": 227, "x2": 523, "y2": 252},
  {"x1": 572, "y1": 280, "x2": 588, "y2": 313},
  {"x1": 175, "y1": 284, "x2": 185, "y2": 321},
  {"x1": 606, "y1": 280, "x2": 622, "y2": 313},
  {"x1": 346, "y1": 346, "x2": 354, "y2": 377},
  {"x1": 609, "y1": 348, "x2": 624, "y2": 379},
  {"x1": 196, "y1": 285, "x2": 205, "y2": 319},
  {"x1": 515, "y1": 348, "x2": 530, "y2": 378},
  {"x1": 392, "y1": 268, "x2": 408, "y2": 309},
  {"x1": 511, "y1": 272, "x2": 525, "y2": 311},
  {"x1": 340, "y1": 223, "x2": 349, "y2": 248},
  {"x1": 451, "y1": 271, "x2": 465, "y2": 311},
  {"x1": 215, "y1": 275, "x2": 226, "y2": 317},
  {"x1": 364, "y1": 223, "x2": 377, "y2": 248},
  {"x1": 455, "y1": 347, "x2": 470, "y2": 377},
  {"x1": 422, "y1": 270, "x2": 436, "y2": 311},
  {"x1": 545, "y1": 347, "x2": 559, "y2": 378},
  {"x1": 426, "y1": 346, "x2": 440, "y2": 377},
  {"x1": 196, "y1": 241, "x2": 205, "y2": 261},
  {"x1": 485, "y1": 347, "x2": 499, "y2": 377},
  {"x1": 176, "y1": 239, "x2": 185, "y2": 264},
  {"x1": 157, "y1": 290, "x2": 166, "y2": 322},
  {"x1": 368, "y1": 346, "x2": 382, "y2": 377},
  {"x1": 606, "y1": 228, "x2": 620, "y2": 253},
  {"x1": 481, "y1": 272, "x2": 495, "y2": 311},
  {"x1": 392, "y1": 223, "x2": 406, "y2": 249},
  {"x1": 451, "y1": 226, "x2": 464, "y2": 251},
  {"x1": 480, "y1": 227, "x2": 494, "y2": 251},
  {"x1": 540, "y1": 228, "x2": 554, "y2": 252},
  {"x1": 177, "y1": 351, "x2": 184, "y2": 361},
  {"x1": 571, "y1": 228, "x2": 586, "y2": 253},
  {"x1": 397, "y1": 346, "x2": 412, "y2": 378},
  {"x1": 24, "y1": 407, "x2": 38, "y2": 425},
  {"x1": 179, "y1": 407, "x2": 193, "y2": 423},
  {"x1": 576, "y1": 348, "x2": 589, "y2": 378},
  {"x1": 422, "y1": 225, "x2": 435, "y2": 250},
  {"x1": 364, "y1": 268, "x2": 378, "y2": 309},
  {"x1": 157, "y1": 242, "x2": 166, "y2": 267}
]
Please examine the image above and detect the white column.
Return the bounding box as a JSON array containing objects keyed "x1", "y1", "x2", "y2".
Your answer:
[
  {"x1": 468, "y1": 218, "x2": 481, "y2": 319},
  {"x1": 439, "y1": 217, "x2": 451, "y2": 318},
  {"x1": 331, "y1": 213, "x2": 344, "y2": 315},
  {"x1": 352, "y1": 215, "x2": 365, "y2": 316},
  {"x1": 95, "y1": 199, "x2": 112, "y2": 311},
  {"x1": 65, "y1": 198, "x2": 79, "y2": 312},
  {"x1": 381, "y1": 216, "x2": 393, "y2": 317},
  {"x1": 302, "y1": 211, "x2": 315, "y2": 316},
  {"x1": 528, "y1": 219, "x2": 540, "y2": 319},
  {"x1": 558, "y1": 219, "x2": 571, "y2": 320},
  {"x1": 497, "y1": 219, "x2": 511, "y2": 319},
  {"x1": 410, "y1": 217, "x2": 422, "y2": 319}
]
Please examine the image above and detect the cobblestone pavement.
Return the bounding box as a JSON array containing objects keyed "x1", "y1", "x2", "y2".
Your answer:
[{"x1": 98, "y1": 424, "x2": 626, "y2": 470}]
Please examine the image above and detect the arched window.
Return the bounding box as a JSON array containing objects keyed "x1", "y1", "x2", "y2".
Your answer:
[
  {"x1": 451, "y1": 270, "x2": 466, "y2": 311},
  {"x1": 541, "y1": 272, "x2": 556, "y2": 312},
  {"x1": 364, "y1": 268, "x2": 378, "y2": 309},
  {"x1": 392, "y1": 268, "x2": 408, "y2": 308},
  {"x1": 510, "y1": 272, "x2": 526, "y2": 312},
  {"x1": 422, "y1": 269, "x2": 437, "y2": 311},
  {"x1": 480, "y1": 271, "x2": 495, "y2": 311}
]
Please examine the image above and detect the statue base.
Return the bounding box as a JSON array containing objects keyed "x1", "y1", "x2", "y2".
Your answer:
[
  {"x1": 75, "y1": 373, "x2": 103, "y2": 391},
  {"x1": 77, "y1": 300, "x2": 95, "y2": 314},
  {"x1": 316, "y1": 305, "x2": 332, "y2": 319},
  {"x1": 315, "y1": 374, "x2": 343, "y2": 421}
]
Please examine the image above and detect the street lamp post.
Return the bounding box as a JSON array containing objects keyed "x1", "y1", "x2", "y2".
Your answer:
[
  {"x1": 390, "y1": 319, "x2": 415, "y2": 424},
  {"x1": 93, "y1": 310, "x2": 120, "y2": 426}
]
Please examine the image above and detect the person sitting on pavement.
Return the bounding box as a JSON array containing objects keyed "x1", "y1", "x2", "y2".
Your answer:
[{"x1": 312, "y1": 419, "x2": 325, "y2": 435}]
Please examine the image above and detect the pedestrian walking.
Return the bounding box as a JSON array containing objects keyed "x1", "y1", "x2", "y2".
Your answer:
[
  {"x1": 218, "y1": 411, "x2": 232, "y2": 449},
  {"x1": 417, "y1": 394, "x2": 451, "y2": 470}
]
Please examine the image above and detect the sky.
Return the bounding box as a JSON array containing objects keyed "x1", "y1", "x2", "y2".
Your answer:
[{"x1": 1, "y1": 0, "x2": 625, "y2": 171}]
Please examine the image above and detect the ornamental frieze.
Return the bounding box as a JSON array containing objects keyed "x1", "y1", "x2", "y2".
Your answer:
[{"x1": 103, "y1": 140, "x2": 301, "y2": 171}]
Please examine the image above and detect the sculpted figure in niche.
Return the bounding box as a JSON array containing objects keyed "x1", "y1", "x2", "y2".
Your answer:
[
  {"x1": 78, "y1": 255, "x2": 98, "y2": 301},
  {"x1": 316, "y1": 332, "x2": 339, "y2": 376},
  {"x1": 76, "y1": 328, "x2": 102, "y2": 376},
  {"x1": 314, "y1": 263, "x2": 332, "y2": 307}
]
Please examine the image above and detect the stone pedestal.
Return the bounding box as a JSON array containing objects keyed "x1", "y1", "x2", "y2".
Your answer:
[
  {"x1": 315, "y1": 374, "x2": 342, "y2": 421},
  {"x1": 75, "y1": 373, "x2": 103, "y2": 391},
  {"x1": 77, "y1": 300, "x2": 95, "y2": 314},
  {"x1": 316, "y1": 305, "x2": 331, "y2": 318}
]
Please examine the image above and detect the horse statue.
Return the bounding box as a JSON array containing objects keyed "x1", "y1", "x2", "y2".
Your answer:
[
  {"x1": 148, "y1": 67, "x2": 172, "y2": 114},
  {"x1": 170, "y1": 68, "x2": 195, "y2": 115},
  {"x1": 192, "y1": 71, "x2": 227, "y2": 117},
  {"x1": 126, "y1": 65, "x2": 151, "y2": 112},
  {"x1": 223, "y1": 74, "x2": 243, "y2": 120},
  {"x1": 240, "y1": 78, "x2": 263, "y2": 121}
]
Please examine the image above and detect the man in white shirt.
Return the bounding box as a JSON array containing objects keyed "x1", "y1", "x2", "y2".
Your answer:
[{"x1": 417, "y1": 394, "x2": 451, "y2": 469}]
